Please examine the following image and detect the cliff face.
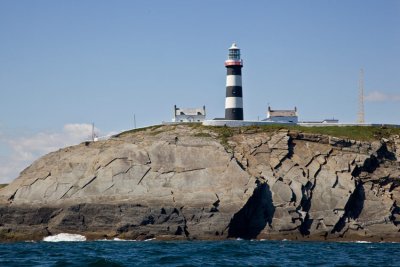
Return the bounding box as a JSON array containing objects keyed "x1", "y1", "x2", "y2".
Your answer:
[{"x1": 0, "y1": 125, "x2": 399, "y2": 241}]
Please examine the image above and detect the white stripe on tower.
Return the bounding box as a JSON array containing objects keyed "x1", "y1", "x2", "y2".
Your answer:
[
  {"x1": 224, "y1": 42, "x2": 243, "y2": 120},
  {"x1": 226, "y1": 75, "x2": 242, "y2": 87},
  {"x1": 225, "y1": 97, "x2": 243, "y2": 109}
]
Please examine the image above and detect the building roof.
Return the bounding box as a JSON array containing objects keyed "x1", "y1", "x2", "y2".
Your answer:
[
  {"x1": 175, "y1": 107, "x2": 205, "y2": 116},
  {"x1": 268, "y1": 110, "x2": 297, "y2": 117},
  {"x1": 267, "y1": 106, "x2": 297, "y2": 117},
  {"x1": 229, "y1": 43, "x2": 239, "y2": 50}
]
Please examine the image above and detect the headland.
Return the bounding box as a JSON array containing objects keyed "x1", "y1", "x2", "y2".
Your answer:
[{"x1": 0, "y1": 124, "x2": 400, "y2": 242}]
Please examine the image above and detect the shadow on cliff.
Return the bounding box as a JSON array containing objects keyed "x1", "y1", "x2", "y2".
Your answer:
[
  {"x1": 329, "y1": 143, "x2": 395, "y2": 235},
  {"x1": 331, "y1": 182, "x2": 365, "y2": 234},
  {"x1": 227, "y1": 182, "x2": 275, "y2": 239}
]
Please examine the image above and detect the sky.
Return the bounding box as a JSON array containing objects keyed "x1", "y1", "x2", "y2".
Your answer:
[{"x1": 0, "y1": 0, "x2": 399, "y2": 183}]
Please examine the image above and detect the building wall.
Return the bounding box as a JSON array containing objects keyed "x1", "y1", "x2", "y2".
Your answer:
[
  {"x1": 203, "y1": 120, "x2": 296, "y2": 127},
  {"x1": 268, "y1": 116, "x2": 298, "y2": 123},
  {"x1": 174, "y1": 115, "x2": 205, "y2": 123}
]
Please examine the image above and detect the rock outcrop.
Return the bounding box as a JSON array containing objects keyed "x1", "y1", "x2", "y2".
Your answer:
[{"x1": 0, "y1": 125, "x2": 399, "y2": 242}]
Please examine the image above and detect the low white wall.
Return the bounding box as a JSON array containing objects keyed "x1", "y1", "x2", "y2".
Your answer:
[
  {"x1": 203, "y1": 120, "x2": 400, "y2": 128},
  {"x1": 298, "y1": 123, "x2": 400, "y2": 128},
  {"x1": 202, "y1": 120, "x2": 295, "y2": 127}
]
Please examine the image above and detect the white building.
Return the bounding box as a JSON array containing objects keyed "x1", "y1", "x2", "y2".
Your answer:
[
  {"x1": 173, "y1": 105, "x2": 206, "y2": 123},
  {"x1": 265, "y1": 106, "x2": 298, "y2": 123}
]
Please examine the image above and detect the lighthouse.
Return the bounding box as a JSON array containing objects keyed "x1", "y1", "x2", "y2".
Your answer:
[{"x1": 224, "y1": 43, "x2": 243, "y2": 120}]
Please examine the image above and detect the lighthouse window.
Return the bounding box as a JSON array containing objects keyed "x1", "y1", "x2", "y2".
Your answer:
[{"x1": 229, "y1": 50, "x2": 240, "y2": 60}]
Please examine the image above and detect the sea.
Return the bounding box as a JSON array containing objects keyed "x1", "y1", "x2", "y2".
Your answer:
[{"x1": 1, "y1": 235, "x2": 400, "y2": 266}]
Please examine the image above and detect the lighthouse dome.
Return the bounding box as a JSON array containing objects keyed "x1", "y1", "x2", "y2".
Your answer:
[{"x1": 229, "y1": 43, "x2": 239, "y2": 50}]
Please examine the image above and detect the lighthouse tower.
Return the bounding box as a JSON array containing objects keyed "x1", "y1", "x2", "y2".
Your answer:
[{"x1": 224, "y1": 43, "x2": 243, "y2": 120}]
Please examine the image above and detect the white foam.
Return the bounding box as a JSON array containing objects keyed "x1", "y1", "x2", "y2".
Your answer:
[
  {"x1": 96, "y1": 238, "x2": 139, "y2": 242},
  {"x1": 112, "y1": 238, "x2": 137, "y2": 241},
  {"x1": 43, "y1": 233, "x2": 86, "y2": 242},
  {"x1": 355, "y1": 241, "x2": 371, "y2": 243},
  {"x1": 144, "y1": 238, "x2": 156, "y2": 242}
]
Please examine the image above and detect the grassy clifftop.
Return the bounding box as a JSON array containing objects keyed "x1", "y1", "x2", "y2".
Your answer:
[
  {"x1": 116, "y1": 123, "x2": 400, "y2": 142},
  {"x1": 193, "y1": 124, "x2": 400, "y2": 141},
  {"x1": 256, "y1": 125, "x2": 399, "y2": 141}
]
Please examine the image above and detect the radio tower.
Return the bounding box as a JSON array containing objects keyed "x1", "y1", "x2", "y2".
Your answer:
[{"x1": 357, "y1": 68, "x2": 365, "y2": 124}]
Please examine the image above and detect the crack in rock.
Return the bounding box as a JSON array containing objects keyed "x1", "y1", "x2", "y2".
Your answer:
[{"x1": 137, "y1": 168, "x2": 152, "y2": 185}]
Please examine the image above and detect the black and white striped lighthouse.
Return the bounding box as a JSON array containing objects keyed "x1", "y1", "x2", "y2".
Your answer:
[{"x1": 224, "y1": 43, "x2": 243, "y2": 120}]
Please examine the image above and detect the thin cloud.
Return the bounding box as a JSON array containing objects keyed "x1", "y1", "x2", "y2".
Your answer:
[
  {"x1": 365, "y1": 91, "x2": 400, "y2": 102},
  {"x1": 0, "y1": 123, "x2": 101, "y2": 184}
]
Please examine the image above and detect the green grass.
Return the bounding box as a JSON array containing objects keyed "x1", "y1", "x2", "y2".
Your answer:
[
  {"x1": 194, "y1": 124, "x2": 400, "y2": 142},
  {"x1": 0, "y1": 184, "x2": 8, "y2": 189},
  {"x1": 193, "y1": 132, "x2": 212, "y2": 138},
  {"x1": 286, "y1": 125, "x2": 400, "y2": 141},
  {"x1": 114, "y1": 123, "x2": 400, "y2": 142},
  {"x1": 192, "y1": 125, "x2": 235, "y2": 149},
  {"x1": 149, "y1": 129, "x2": 165, "y2": 136},
  {"x1": 113, "y1": 124, "x2": 166, "y2": 137}
]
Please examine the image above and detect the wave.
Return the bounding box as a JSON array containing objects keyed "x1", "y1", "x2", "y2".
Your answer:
[
  {"x1": 96, "y1": 238, "x2": 138, "y2": 242},
  {"x1": 113, "y1": 237, "x2": 137, "y2": 242},
  {"x1": 43, "y1": 233, "x2": 87, "y2": 242},
  {"x1": 338, "y1": 240, "x2": 372, "y2": 244}
]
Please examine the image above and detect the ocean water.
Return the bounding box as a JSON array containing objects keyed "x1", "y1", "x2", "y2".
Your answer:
[{"x1": 1, "y1": 239, "x2": 400, "y2": 266}]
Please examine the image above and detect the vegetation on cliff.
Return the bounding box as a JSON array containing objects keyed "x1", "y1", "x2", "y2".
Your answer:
[{"x1": 117, "y1": 123, "x2": 400, "y2": 142}]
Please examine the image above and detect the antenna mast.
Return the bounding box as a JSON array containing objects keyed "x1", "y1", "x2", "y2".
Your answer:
[
  {"x1": 91, "y1": 123, "x2": 95, "y2": 141},
  {"x1": 357, "y1": 68, "x2": 365, "y2": 124}
]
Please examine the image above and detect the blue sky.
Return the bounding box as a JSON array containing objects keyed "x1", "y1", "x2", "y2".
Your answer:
[{"x1": 0, "y1": 1, "x2": 399, "y2": 182}]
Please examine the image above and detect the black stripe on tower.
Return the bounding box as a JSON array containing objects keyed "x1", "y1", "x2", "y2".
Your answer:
[
  {"x1": 227, "y1": 67, "x2": 242, "y2": 75},
  {"x1": 226, "y1": 86, "x2": 242, "y2": 97},
  {"x1": 225, "y1": 63, "x2": 243, "y2": 120},
  {"x1": 225, "y1": 108, "x2": 244, "y2": 120}
]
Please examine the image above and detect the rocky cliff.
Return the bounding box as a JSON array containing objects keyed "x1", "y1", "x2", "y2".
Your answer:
[{"x1": 1, "y1": 124, "x2": 400, "y2": 241}]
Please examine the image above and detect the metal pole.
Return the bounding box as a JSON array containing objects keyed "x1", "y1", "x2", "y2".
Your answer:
[
  {"x1": 134, "y1": 114, "x2": 136, "y2": 129},
  {"x1": 91, "y1": 123, "x2": 95, "y2": 141},
  {"x1": 357, "y1": 68, "x2": 365, "y2": 124}
]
